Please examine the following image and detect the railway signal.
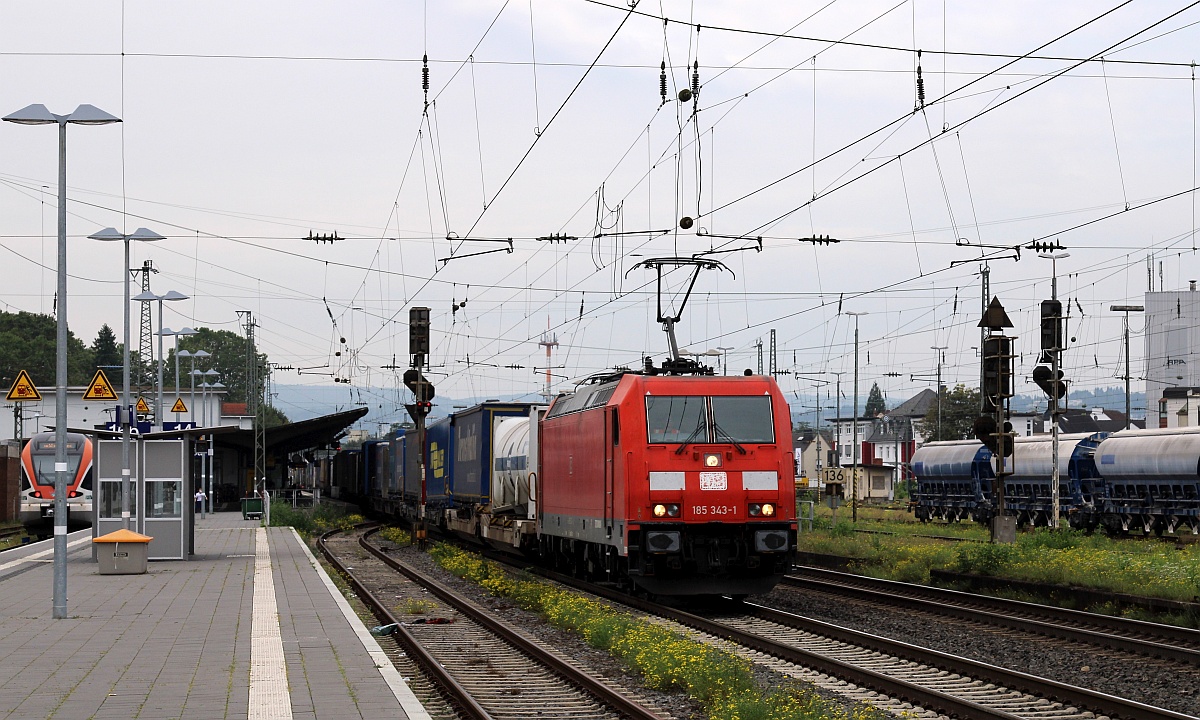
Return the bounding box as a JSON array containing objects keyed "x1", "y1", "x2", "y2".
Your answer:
[
  {"x1": 1039, "y1": 299, "x2": 1062, "y2": 365},
  {"x1": 1032, "y1": 365, "x2": 1067, "y2": 400},
  {"x1": 409, "y1": 306, "x2": 430, "y2": 365}
]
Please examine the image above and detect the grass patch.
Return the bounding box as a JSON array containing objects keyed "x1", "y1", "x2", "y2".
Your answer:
[
  {"x1": 397, "y1": 598, "x2": 438, "y2": 615},
  {"x1": 799, "y1": 523, "x2": 1200, "y2": 604},
  {"x1": 378, "y1": 527, "x2": 412, "y2": 546},
  {"x1": 429, "y1": 544, "x2": 891, "y2": 720},
  {"x1": 267, "y1": 502, "x2": 364, "y2": 539}
]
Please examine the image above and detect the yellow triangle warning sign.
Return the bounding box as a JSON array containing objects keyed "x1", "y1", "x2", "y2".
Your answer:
[
  {"x1": 135, "y1": 397, "x2": 151, "y2": 413},
  {"x1": 171, "y1": 397, "x2": 188, "y2": 414},
  {"x1": 83, "y1": 368, "x2": 118, "y2": 400},
  {"x1": 5, "y1": 369, "x2": 42, "y2": 402}
]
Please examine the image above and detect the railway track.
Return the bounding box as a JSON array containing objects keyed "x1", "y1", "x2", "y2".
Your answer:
[
  {"x1": 317, "y1": 525, "x2": 673, "y2": 720},
  {"x1": 786, "y1": 566, "x2": 1200, "y2": 664},
  {"x1": 487, "y1": 553, "x2": 1193, "y2": 720}
]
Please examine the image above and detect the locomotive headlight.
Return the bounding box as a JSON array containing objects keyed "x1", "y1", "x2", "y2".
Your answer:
[
  {"x1": 748, "y1": 503, "x2": 761, "y2": 516},
  {"x1": 761, "y1": 503, "x2": 775, "y2": 517},
  {"x1": 703, "y1": 452, "x2": 722, "y2": 468},
  {"x1": 653, "y1": 504, "x2": 681, "y2": 518},
  {"x1": 653, "y1": 504, "x2": 668, "y2": 517}
]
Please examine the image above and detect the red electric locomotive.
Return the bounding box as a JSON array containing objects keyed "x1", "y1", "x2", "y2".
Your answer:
[{"x1": 537, "y1": 370, "x2": 796, "y2": 596}]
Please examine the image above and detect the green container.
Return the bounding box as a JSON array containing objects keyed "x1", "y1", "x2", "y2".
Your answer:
[{"x1": 241, "y1": 497, "x2": 264, "y2": 520}]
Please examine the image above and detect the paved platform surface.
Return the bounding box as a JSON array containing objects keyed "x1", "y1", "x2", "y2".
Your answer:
[{"x1": 0, "y1": 512, "x2": 429, "y2": 719}]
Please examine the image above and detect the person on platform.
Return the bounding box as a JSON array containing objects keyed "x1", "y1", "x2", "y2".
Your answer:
[{"x1": 195, "y1": 488, "x2": 207, "y2": 513}]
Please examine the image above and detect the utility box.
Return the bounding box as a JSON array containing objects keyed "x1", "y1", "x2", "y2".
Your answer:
[
  {"x1": 241, "y1": 497, "x2": 263, "y2": 520},
  {"x1": 94, "y1": 529, "x2": 153, "y2": 575}
]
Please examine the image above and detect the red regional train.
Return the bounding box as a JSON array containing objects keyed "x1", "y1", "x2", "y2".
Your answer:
[
  {"x1": 19, "y1": 431, "x2": 95, "y2": 536},
  {"x1": 363, "y1": 367, "x2": 798, "y2": 597}
]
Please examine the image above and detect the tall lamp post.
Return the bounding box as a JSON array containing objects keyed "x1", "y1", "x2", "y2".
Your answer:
[
  {"x1": 1039, "y1": 252, "x2": 1069, "y2": 528},
  {"x1": 164, "y1": 327, "x2": 198, "y2": 422},
  {"x1": 4, "y1": 103, "x2": 121, "y2": 620},
  {"x1": 198, "y1": 372, "x2": 222, "y2": 514},
  {"x1": 717, "y1": 346, "x2": 733, "y2": 376},
  {"x1": 89, "y1": 227, "x2": 164, "y2": 531},
  {"x1": 133, "y1": 290, "x2": 188, "y2": 429},
  {"x1": 846, "y1": 311, "x2": 868, "y2": 522},
  {"x1": 180, "y1": 349, "x2": 211, "y2": 425},
  {"x1": 1110, "y1": 305, "x2": 1144, "y2": 430},
  {"x1": 930, "y1": 345, "x2": 948, "y2": 439}
]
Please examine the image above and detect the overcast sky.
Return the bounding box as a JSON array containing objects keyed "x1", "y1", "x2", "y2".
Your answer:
[{"x1": 2, "y1": 1, "x2": 1198, "y2": 425}]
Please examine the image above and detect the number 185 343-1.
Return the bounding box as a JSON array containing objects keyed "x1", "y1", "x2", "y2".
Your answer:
[{"x1": 692, "y1": 505, "x2": 737, "y2": 516}]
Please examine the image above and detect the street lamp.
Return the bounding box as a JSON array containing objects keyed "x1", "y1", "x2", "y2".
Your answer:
[
  {"x1": 199, "y1": 373, "x2": 222, "y2": 514},
  {"x1": 4, "y1": 103, "x2": 121, "y2": 620},
  {"x1": 717, "y1": 347, "x2": 733, "y2": 376},
  {"x1": 846, "y1": 311, "x2": 868, "y2": 522},
  {"x1": 1110, "y1": 305, "x2": 1144, "y2": 430},
  {"x1": 133, "y1": 290, "x2": 188, "y2": 429},
  {"x1": 164, "y1": 328, "x2": 198, "y2": 422},
  {"x1": 89, "y1": 227, "x2": 164, "y2": 531},
  {"x1": 1040, "y1": 251, "x2": 1070, "y2": 529},
  {"x1": 180, "y1": 349, "x2": 211, "y2": 424}
]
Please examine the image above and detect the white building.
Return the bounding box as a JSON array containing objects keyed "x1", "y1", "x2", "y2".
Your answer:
[
  {"x1": 2, "y1": 383, "x2": 229, "y2": 442},
  {"x1": 1145, "y1": 284, "x2": 1200, "y2": 428}
]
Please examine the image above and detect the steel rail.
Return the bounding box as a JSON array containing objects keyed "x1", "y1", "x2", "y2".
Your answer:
[
  {"x1": 487, "y1": 554, "x2": 1026, "y2": 720},
  {"x1": 317, "y1": 525, "x2": 495, "y2": 720},
  {"x1": 497, "y1": 553, "x2": 1191, "y2": 720},
  {"x1": 357, "y1": 528, "x2": 667, "y2": 720},
  {"x1": 786, "y1": 566, "x2": 1200, "y2": 664},
  {"x1": 741, "y1": 601, "x2": 1195, "y2": 720}
]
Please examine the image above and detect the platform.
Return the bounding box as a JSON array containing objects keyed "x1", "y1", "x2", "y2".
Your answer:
[{"x1": 0, "y1": 512, "x2": 430, "y2": 719}]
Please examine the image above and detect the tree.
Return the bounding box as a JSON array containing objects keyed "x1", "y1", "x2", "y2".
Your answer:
[
  {"x1": 169, "y1": 326, "x2": 289, "y2": 425},
  {"x1": 91, "y1": 324, "x2": 122, "y2": 371},
  {"x1": 864, "y1": 382, "x2": 886, "y2": 417},
  {"x1": 0, "y1": 310, "x2": 94, "y2": 388},
  {"x1": 919, "y1": 384, "x2": 981, "y2": 442}
]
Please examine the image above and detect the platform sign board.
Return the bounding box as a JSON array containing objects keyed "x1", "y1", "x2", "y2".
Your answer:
[
  {"x1": 170, "y1": 397, "x2": 188, "y2": 414},
  {"x1": 105, "y1": 421, "x2": 154, "y2": 434},
  {"x1": 163, "y1": 421, "x2": 196, "y2": 431},
  {"x1": 5, "y1": 369, "x2": 42, "y2": 402},
  {"x1": 83, "y1": 369, "x2": 119, "y2": 400}
]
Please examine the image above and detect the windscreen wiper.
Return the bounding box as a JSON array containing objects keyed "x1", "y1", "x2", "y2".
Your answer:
[
  {"x1": 711, "y1": 422, "x2": 747, "y2": 454},
  {"x1": 673, "y1": 419, "x2": 708, "y2": 455}
]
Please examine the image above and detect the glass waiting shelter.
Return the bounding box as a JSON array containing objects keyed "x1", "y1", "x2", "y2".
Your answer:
[{"x1": 91, "y1": 429, "x2": 208, "y2": 561}]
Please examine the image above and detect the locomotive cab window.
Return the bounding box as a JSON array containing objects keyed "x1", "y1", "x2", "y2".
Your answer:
[
  {"x1": 645, "y1": 395, "x2": 775, "y2": 444},
  {"x1": 711, "y1": 396, "x2": 774, "y2": 443},
  {"x1": 645, "y1": 396, "x2": 707, "y2": 444}
]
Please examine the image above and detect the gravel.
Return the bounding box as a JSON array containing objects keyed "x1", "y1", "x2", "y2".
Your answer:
[
  {"x1": 758, "y1": 581, "x2": 1200, "y2": 717},
  {"x1": 356, "y1": 537, "x2": 882, "y2": 719}
]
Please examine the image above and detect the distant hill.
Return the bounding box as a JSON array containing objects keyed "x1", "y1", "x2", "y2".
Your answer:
[
  {"x1": 789, "y1": 385, "x2": 1145, "y2": 424},
  {"x1": 271, "y1": 383, "x2": 543, "y2": 428}
]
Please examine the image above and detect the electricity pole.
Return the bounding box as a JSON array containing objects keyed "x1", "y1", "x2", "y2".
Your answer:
[{"x1": 847, "y1": 311, "x2": 868, "y2": 522}]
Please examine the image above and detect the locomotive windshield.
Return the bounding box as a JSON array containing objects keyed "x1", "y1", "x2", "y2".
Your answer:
[
  {"x1": 646, "y1": 396, "x2": 707, "y2": 443},
  {"x1": 645, "y1": 395, "x2": 775, "y2": 444},
  {"x1": 31, "y1": 455, "x2": 82, "y2": 486},
  {"x1": 711, "y1": 396, "x2": 775, "y2": 443}
]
